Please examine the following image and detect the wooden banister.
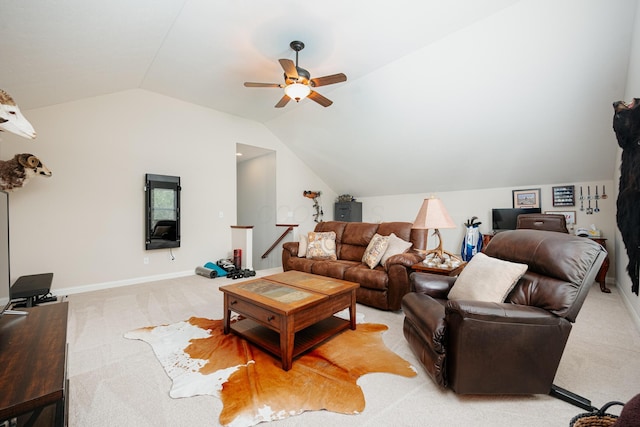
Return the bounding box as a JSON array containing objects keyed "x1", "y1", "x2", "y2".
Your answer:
[{"x1": 261, "y1": 224, "x2": 298, "y2": 259}]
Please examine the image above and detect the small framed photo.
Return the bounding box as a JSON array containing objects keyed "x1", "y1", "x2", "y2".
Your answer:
[
  {"x1": 545, "y1": 210, "x2": 576, "y2": 225},
  {"x1": 512, "y1": 188, "x2": 541, "y2": 209}
]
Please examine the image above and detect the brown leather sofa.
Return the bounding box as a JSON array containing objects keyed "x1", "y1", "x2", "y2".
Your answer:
[
  {"x1": 282, "y1": 221, "x2": 427, "y2": 310},
  {"x1": 401, "y1": 229, "x2": 607, "y2": 404}
]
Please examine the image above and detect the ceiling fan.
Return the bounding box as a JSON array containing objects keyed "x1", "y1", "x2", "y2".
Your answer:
[{"x1": 244, "y1": 41, "x2": 347, "y2": 108}]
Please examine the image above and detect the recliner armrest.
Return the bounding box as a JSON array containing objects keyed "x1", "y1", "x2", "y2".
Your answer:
[
  {"x1": 410, "y1": 272, "x2": 457, "y2": 299},
  {"x1": 445, "y1": 300, "x2": 563, "y2": 325}
]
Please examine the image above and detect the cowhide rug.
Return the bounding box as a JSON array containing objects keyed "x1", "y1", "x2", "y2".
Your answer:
[{"x1": 125, "y1": 317, "x2": 416, "y2": 427}]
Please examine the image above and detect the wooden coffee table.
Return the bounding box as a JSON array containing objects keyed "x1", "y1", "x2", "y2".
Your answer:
[{"x1": 219, "y1": 271, "x2": 358, "y2": 370}]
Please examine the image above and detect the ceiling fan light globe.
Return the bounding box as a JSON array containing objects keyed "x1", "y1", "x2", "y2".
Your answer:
[{"x1": 284, "y1": 83, "x2": 311, "y2": 102}]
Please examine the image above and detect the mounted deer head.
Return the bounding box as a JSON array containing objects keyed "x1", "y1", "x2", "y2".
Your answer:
[{"x1": 0, "y1": 89, "x2": 36, "y2": 139}]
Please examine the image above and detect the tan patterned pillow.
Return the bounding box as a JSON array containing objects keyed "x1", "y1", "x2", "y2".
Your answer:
[
  {"x1": 306, "y1": 231, "x2": 337, "y2": 260},
  {"x1": 362, "y1": 233, "x2": 390, "y2": 269}
]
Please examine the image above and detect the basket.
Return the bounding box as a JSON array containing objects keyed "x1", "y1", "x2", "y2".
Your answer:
[{"x1": 569, "y1": 401, "x2": 624, "y2": 427}]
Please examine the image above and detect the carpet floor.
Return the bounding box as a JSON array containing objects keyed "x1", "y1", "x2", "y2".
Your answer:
[{"x1": 65, "y1": 268, "x2": 640, "y2": 426}]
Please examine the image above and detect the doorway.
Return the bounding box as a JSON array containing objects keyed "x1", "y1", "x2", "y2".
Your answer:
[{"x1": 236, "y1": 143, "x2": 278, "y2": 270}]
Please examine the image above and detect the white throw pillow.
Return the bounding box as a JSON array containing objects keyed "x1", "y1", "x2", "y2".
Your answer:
[
  {"x1": 380, "y1": 233, "x2": 413, "y2": 266},
  {"x1": 448, "y1": 252, "x2": 527, "y2": 303},
  {"x1": 362, "y1": 233, "x2": 390, "y2": 269},
  {"x1": 298, "y1": 233, "x2": 308, "y2": 257}
]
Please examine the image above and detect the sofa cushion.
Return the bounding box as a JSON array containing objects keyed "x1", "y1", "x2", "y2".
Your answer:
[
  {"x1": 448, "y1": 252, "x2": 527, "y2": 303},
  {"x1": 380, "y1": 233, "x2": 413, "y2": 267},
  {"x1": 344, "y1": 264, "x2": 389, "y2": 291},
  {"x1": 340, "y1": 222, "x2": 379, "y2": 261},
  {"x1": 311, "y1": 260, "x2": 358, "y2": 280},
  {"x1": 362, "y1": 233, "x2": 389, "y2": 269},
  {"x1": 306, "y1": 231, "x2": 337, "y2": 260}
]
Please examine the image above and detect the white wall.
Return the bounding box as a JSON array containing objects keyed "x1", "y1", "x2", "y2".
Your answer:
[
  {"x1": 237, "y1": 152, "x2": 278, "y2": 270},
  {"x1": 359, "y1": 180, "x2": 617, "y2": 279},
  {"x1": 615, "y1": 0, "x2": 640, "y2": 329},
  {"x1": 0, "y1": 89, "x2": 335, "y2": 294}
]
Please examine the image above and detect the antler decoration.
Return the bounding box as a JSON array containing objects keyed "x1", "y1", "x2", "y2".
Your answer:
[
  {"x1": 0, "y1": 89, "x2": 37, "y2": 140},
  {"x1": 303, "y1": 191, "x2": 323, "y2": 223}
]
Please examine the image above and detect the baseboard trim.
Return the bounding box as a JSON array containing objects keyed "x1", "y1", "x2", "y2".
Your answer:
[
  {"x1": 616, "y1": 280, "x2": 640, "y2": 334},
  {"x1": 55, "y1": 270, "x2": 194, "y2": 297}
]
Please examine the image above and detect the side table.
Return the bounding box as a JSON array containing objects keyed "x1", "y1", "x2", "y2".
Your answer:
[{"x1": 412, "y1": 261, "x2": 467, "y2": 277}]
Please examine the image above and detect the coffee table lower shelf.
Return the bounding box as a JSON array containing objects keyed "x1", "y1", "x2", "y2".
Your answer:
[{"x1": 230, "y1": 315, "x2": 349, "y2": 363}]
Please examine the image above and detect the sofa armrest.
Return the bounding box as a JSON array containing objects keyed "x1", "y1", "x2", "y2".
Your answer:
[
  {"x1": 410, "y1": 272, "x2": 457, "y2": 299},
  {"x1": 385, "y1": 250, "x2": 424, "y2": 269},
  {"x1": 282, "y1": 241, "x2": 300, "y2": 272},
  {"x1": 282, "y1": 241, "x2": 299, "y2": 257}
]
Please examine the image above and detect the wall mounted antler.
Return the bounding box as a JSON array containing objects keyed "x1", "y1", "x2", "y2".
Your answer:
[
  {"x1": 0, "y1": 89, "x2": 36, "y2": 140},
  {"x1": 303, "y1": 190, "x2": 323, "y2": 223}
]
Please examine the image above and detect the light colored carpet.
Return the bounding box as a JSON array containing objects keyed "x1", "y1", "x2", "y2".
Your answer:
[{"x1": 65, "y1": 268, "x2": 640, "y2": 426}]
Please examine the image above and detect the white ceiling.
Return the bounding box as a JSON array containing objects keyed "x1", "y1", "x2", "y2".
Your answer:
[{"x1": 1, "y1": 0, "x2": 637, "y2": 197}]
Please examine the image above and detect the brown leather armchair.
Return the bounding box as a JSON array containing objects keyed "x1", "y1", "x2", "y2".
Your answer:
[
  {"x1": 402, "y1": 229, "x2": 607, "y2": 409},
  {"x1": 516, "y1": 213, "x2": 569, "y2": 233}
]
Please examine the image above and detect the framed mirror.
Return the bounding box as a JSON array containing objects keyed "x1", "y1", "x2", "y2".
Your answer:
[{"x1": 145, "y1": 174, "x2": 181, "y2": 250}]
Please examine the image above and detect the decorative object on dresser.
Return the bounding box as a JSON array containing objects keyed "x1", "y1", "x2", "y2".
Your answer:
[
  {"x1": 612, "y1": 98, "x2": 640, "y2": 295},
  {"x1": 402, "y1": 230, "x2": 607, "y2": 411},
  {"x1": 412, "y1": 196, "x2": 460, "y2": 265}
]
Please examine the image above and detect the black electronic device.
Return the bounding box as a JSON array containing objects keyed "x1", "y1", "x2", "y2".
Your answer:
[{"x1": 491, "y1": 207, "x2": 541, "y2": 232}]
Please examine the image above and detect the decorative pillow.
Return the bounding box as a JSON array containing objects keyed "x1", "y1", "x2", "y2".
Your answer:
[
  {"x1": 298, "y1": 233, "x2": 308, "y2": 257},
  {"x1": 362, "y1": 233, "x2": 390, "y2": 269},
  {"x1": 448, "y1": 252, "x2": 527, "y2": 303},
  {"x1": 380, "y1": 233, "x2": 412, "y2": 266},
  {"x1": 306, "y1": 231, "x2": 337, "y2": 260}
]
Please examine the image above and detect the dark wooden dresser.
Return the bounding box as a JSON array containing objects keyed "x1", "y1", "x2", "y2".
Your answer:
[{"x1": 0, "y1": 302, "x2": 68, "y2": 426}]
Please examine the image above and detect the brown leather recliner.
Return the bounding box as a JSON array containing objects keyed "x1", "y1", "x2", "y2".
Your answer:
[
  {"x1": 516, "y1": 213, "x2": 569, "y2": 233},
  {"x1": 402, "y1": 229, "x2": 607, "y2": 407}
]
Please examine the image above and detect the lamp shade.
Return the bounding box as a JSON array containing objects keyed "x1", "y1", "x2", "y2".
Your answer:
[
  {"x1": 284, "y1": 83, "x2": 311, "y2": 102},
  {"x1": 412, "y1": 197, "x2": 456, "y2": 230}
]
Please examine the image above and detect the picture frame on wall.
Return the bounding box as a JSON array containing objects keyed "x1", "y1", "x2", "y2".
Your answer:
[
  {"x1": 512, "y1": 188, "x2": 541, "y2": 209},
  {"x1": 545, "y1": 210, "x2": 576, "y2": 225}
]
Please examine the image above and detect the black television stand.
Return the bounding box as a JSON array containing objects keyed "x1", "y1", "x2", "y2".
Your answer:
[{"x1": 10, "y1": 273, "x2": 54, "y2": 308}]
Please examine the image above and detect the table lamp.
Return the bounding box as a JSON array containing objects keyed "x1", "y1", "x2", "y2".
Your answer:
[{"x1": 412, "y1": 196, "x2": 460, "y2": 264}]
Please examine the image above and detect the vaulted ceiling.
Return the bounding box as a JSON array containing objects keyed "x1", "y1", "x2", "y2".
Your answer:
[{"x1": 1, "y1": 0, "x2": 637, "y2": 197}]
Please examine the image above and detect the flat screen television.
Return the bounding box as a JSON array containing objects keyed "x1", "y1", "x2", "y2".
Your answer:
[{"x1": 491, "y1": 207, "x2": 541, "y2": 232}]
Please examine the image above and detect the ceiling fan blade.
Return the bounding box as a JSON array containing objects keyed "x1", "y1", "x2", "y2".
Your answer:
[
  {"x1": 244, "y1": 82, "x2": 283, "y2": 88},
  {"x1": 308, "y1": 90, "x2": 333, "y2": 107},
  {"x1": 310, "y1": 73, "x2": 347, "y2": 87},
  {"x1": 275, "y1": 95, "x2": 291, "y2": 108},
  {"x1": 278, "y1": 59, "x2": 299, "y2": 80}
]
